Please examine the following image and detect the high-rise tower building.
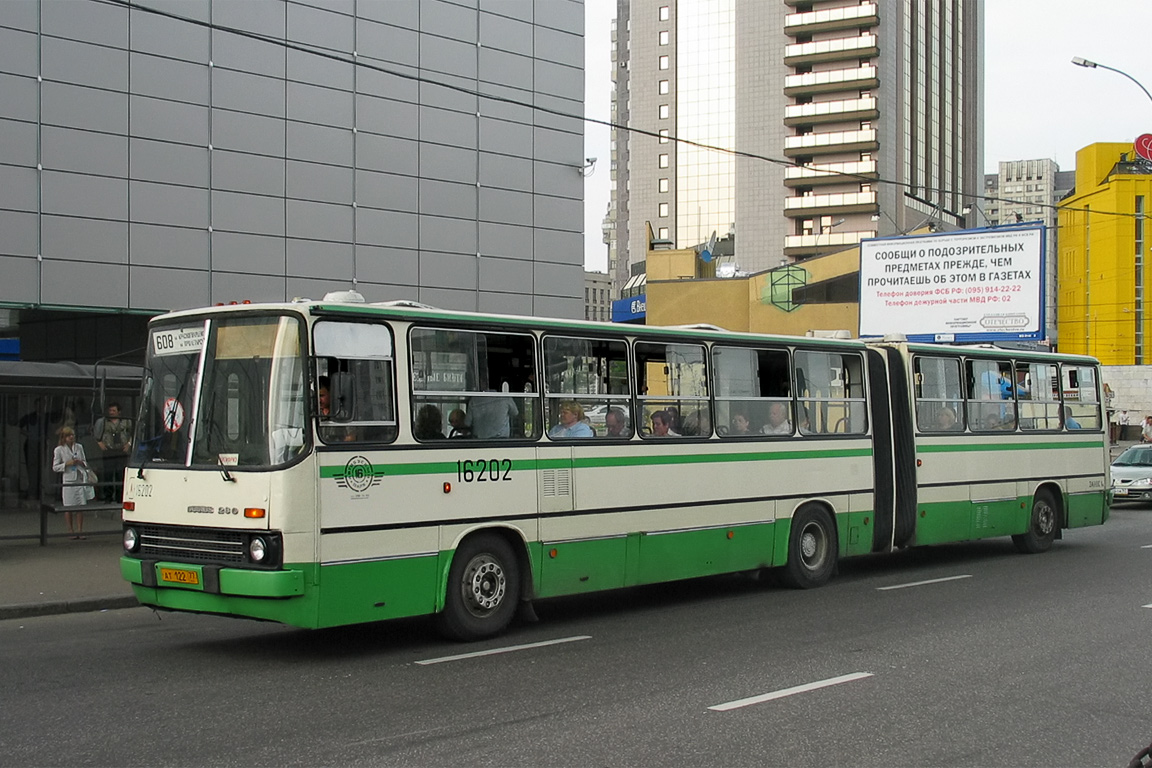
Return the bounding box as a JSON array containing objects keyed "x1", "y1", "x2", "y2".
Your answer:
[
  {"x1": 982, "y1": 159, "x2": 1074, "y2": 344},
  {"x1": 611, "y1": 0, "x2": 984, "y2": 294}
]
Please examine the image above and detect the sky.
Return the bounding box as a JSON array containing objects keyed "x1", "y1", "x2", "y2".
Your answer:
[{"x1": 581, "y1": 0, "x2": 1152, "y2": 273}]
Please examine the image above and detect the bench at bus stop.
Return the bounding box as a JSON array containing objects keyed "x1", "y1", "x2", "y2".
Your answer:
[{"x1": 38, "y1": 478, "x2": 124, "y2": 546}]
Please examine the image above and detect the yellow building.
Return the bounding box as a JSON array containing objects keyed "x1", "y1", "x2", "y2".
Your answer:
[{"x1": 1058, "y1": 142, "x2": 1152, "y2": 364}]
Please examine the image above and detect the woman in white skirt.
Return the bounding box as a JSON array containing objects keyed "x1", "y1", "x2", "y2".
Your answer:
[{"x1": 52, "y1": 426, "x2": 89, "y2": 539}]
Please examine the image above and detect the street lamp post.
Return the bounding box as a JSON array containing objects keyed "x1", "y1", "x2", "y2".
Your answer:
[
  {"x1": 1071, "y1": 57, "x2": 1152, "y2": 365},
  {"x1": 816, "y1": 217, "x2": 846, "y2": 251},
  {"x1": 1071, "y1": 57, "x2": 1152, "y2": 106}
]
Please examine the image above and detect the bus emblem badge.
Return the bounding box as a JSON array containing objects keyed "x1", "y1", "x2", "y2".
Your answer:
[{"x1": 336, "y1": 456, "x2": 381, "y2": 494}]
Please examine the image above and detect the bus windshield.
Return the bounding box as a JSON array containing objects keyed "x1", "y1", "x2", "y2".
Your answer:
[{"x1": 131, "y1": 313, "x2": 307, "y2": 469}]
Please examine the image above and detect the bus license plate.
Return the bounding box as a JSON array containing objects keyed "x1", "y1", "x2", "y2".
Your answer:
[{"x1": 159, "y1": 567, "x2": 200, "y2": 585}]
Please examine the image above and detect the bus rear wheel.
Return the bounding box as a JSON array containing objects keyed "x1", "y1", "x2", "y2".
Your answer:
[
  {"x1": 436, "y1": 533, "x2": 521, "y2": 641},
  {"x1": 1012, "y1": 489, "x2": 1058, "y2": 554},
  {"x1": 779, "y1": 504, "x2": 837, "y2": 589}
]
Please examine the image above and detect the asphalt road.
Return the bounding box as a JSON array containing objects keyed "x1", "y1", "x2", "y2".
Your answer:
[{"x1": 4, "y1": 506, "x2": 1152, "y2": 768}]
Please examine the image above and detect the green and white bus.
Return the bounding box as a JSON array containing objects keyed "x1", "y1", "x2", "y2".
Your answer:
[{"x1": 120, "y1": 295, "x2": 1110, "y2": 639}]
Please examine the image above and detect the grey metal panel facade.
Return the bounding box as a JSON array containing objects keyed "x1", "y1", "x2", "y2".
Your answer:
[{"x1": 0, "y1": 0, "x2": 584, "y2": 316}]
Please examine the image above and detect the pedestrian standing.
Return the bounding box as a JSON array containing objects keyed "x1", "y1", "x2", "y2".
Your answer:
[
  {"x1": 51, "y1": 427, "x2": 89, "y2": 539},
  {"x1": 1112, "y1": 408, "x2": 1130, "y2": 444},
  {"x1": 1142, "y1": 415, "x2": 1152, "y2": 444},
  {"x1": 97, "y1": 402, "x2": 132, "y2": 501}
]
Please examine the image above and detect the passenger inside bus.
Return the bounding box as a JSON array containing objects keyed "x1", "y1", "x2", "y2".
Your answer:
[
  {"x1": 680, "y1": 408, "x2": 710, "y2": 437},
  {"x1": 414, "y1": 404, "x2": 446, "y2": 440},
  {"x1": 317, "y1": 377, "x2": 355, "y2": 443},
  {"x1": 936, "y1": 406, "x2": 960, "y2": 431},
  {"x1": 448, "y1": 409, "x2": 471, "y2": 438},
  {"x1": 605, "y1": 407, "x2": 630, "y2": 438},
  {"x1": 650, "y1": 410, "x2": 679, "y2": 437},
  {"x1": 548, "y1": 401, "x2": 594, "y2": 439},
  {"x1": 981, "y1": 412, "x2": 1008, "y2": 430},
  {"x1": 466, "y1": 390, "x2": 519, "y2": 439},
  {"x1": 729, "y1": 412, "x2": 753, "y2": 436},
  {"x1": 1063, "y1": 406, "x2": 1082, "y2": 429},
  {"x1": 761, "y1": 402, "x2": 792, "y2": 435}
]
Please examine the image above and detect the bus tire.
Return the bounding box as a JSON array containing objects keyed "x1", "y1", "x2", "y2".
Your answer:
[
  {"x1": 436, "y1": 533, "x2": 521, "y2": 641},
  {"x1": 1012, "y1": 489, "x2": 1058, "y2": 554},
  {"x1": 779, "y1": 504, "x2": 837, "y2": 589}
]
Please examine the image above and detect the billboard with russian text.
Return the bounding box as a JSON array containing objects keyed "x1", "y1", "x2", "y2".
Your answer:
[{"x1": 858, "y1": 226, "x2": 1044, "y2": 342}]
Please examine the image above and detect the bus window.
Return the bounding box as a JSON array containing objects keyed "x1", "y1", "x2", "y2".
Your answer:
[
  {"x1": 712, "y1": 346, "x2": 791, "y2": 437},
  {"x1": 635, "y1": 341, "x2": 709, "y2": 438},
  {"x1": 409, "y1": 327, "x2": 539, "y2": 441},
  {"x1": 313, "y1": 321, "x2": 397, "y2": 444},
  {"x1": 966, "y1": 358, "x2": 1015, "y2": 431},
  {"x1": 543, "y1": 336, "x2": 630, "y2": 439},
  {"x1": 1062, "y1": 364, "x2": 1101, "y2": 430},
  {"x1": 794, "y1": 350, "x2": 866, "y2": 435},
  {"x1": 914, "y1": 355, "x2": 963, "y2": 432},
  {"x1": 1018, "y1": 362, "x2": 1059, "y2": 430}
]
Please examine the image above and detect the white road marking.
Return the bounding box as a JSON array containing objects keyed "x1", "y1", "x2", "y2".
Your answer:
[
  {"x1": 1141, "y1": 545, "x2": 1152, "y2": 549},
  {"x1": 415, "y1": 635, "x2": 592, "y2": 665},
  {"x1": 709, "y1": 672, "x2": 873, "y2": 712},
  {"x1": 876, "y1": 574, "x2": 973, "y2": 591}
]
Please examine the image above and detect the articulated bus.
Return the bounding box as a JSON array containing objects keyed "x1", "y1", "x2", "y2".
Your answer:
[{"x1": 120, "y1": 295, "x2": 1109, "y2": 639}]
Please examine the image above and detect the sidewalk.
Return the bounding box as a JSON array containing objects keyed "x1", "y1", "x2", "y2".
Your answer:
[{"x1": 0, "y1": 507, "x2": 137, "y2": 621}]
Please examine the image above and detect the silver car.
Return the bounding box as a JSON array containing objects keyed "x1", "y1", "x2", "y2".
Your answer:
[{"x1": 1111, "y1": 444, "x2": 1152, "y2": 502}]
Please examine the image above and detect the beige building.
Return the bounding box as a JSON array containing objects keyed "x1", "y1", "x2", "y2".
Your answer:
[
  {"x1": 584, "y1": 270, "x2": 612, "y2": 322},
  {"x1": 644, "y1": 232, "x2": 873, "y2": 335}
]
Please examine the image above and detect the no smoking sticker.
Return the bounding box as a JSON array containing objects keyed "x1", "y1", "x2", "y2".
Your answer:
[{"x1": 163, "y1": 397, "x2": 185, "y2": 432}]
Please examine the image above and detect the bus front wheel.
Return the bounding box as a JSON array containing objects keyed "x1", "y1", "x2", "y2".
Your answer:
[
  {"x1": 779, "y1": 504, "x2": 837, "y2": 589},
  {"x1": 1012, "y1": 490, "x2": 1058, "y2": 554},
  {"x1": 437, "y1": 534, "x2": 521, "y2": 641}
]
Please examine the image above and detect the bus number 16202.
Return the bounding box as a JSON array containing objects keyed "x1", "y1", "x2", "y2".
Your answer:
[{"x1": 457, "y1": 459, "x2": 512, "y2": 483}]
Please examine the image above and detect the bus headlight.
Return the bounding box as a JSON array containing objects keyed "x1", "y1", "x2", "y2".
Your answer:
[
  {"x1": 123, "y1": 527, "x2": 139, "y2": 553},
  {"x1": 248, "y1": 536, "x2": 268, "y2": 563}
]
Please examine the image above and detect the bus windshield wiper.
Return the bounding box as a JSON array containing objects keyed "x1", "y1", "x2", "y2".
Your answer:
[
  {"x1": 135, "y1": 436, "x2": 161, "y2": 479},
  {"x1": 218, "y1": 457, "x2": 236, "y2": 483}
]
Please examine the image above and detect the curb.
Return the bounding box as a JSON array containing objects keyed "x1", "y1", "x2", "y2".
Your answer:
[{"x1": 0, "y1": 595, "x2": 139, "y2": 622}]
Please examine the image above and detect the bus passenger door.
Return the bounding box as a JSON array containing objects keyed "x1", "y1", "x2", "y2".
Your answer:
[
  {"x1": 867, "y1": 347, "x2": 918, "y2": 550},
  {"x1": 535, "y1": 444, "x2": 627, "y2": 598}
]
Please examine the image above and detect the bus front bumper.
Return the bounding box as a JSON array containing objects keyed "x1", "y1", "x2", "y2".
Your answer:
[{"x1": 121, "y1": 557, "x2": 305, "y2": 598}]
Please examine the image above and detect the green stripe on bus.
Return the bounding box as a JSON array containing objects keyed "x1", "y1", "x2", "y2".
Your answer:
[
  {"x1": 917, "y1": 440, "x2": 1104, "y2": 453},
  {"x1": 573, "y1": 447, "x2": 871, "y2": 468},
  {"x1": 318, "y1": 447, "x2": 873, "y2": 479}
]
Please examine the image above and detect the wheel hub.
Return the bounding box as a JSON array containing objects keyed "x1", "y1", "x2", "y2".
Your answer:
[
  {"x1": 800, "y1": 523, "x2": 826, "y2": 568},
  {"x1": 1036, "y1": 502, "x2": 1055, "y2": 535},
  {"x1": 464, "y1": 556, "x2": 506, "y2": 614}
]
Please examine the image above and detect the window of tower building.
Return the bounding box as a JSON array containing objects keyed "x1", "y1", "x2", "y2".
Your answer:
[{"x1": 659, "y1": 5, "x2": 669, "y2": 21}]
